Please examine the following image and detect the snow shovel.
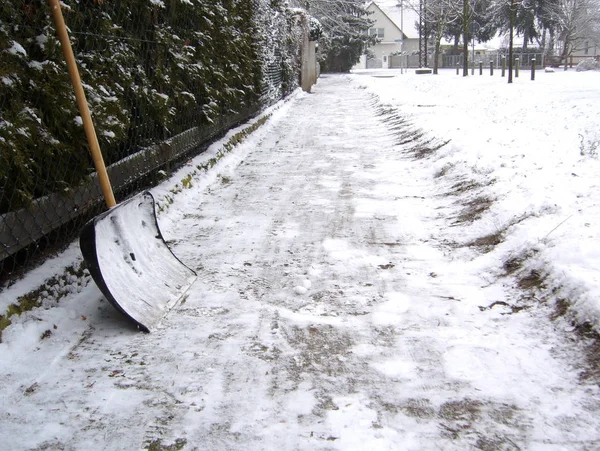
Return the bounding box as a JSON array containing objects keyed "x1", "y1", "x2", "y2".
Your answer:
[{"x1": 50, "y1": 0, "x2": 196, "y2": 332}]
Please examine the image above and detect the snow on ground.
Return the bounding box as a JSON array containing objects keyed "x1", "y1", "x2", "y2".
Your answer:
[
  {"x1": 355, "y1": 68, "x2": 600, "y2": 329},
  {"x1": 1, "y1": 70, "x2": 600, "y2": 450}
]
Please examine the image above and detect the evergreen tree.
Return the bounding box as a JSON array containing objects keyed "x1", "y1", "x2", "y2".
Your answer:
[
  {"x1": 0, "y1": 0, "x2": 304, "y2": 214},
  {"x1": 308, "y1": 0, "x2": 374, "y2": 72}
]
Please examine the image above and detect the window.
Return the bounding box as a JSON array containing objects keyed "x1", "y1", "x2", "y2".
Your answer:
[{"x1": 369, "y1": 28, "x2": 385, "y2": 39}]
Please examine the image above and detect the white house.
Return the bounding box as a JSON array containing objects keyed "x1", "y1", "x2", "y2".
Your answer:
[
  {"x1": 354, "y1": 1, "x2": 420, "y2": 70},
  {"x1": 570, "y1": 38, "x2": 599, "y2": 61}
]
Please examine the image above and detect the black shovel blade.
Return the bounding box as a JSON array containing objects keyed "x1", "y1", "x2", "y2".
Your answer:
[{"x1": 80, "y1": 191, "x2": 196, "y2": 332}]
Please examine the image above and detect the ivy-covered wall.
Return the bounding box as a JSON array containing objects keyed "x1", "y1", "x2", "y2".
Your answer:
[{"x1": 0, "y1": 0, "x2": 305, "y2": 214}]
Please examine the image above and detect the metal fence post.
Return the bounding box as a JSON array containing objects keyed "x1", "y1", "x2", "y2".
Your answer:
[
  {"x1": 531, "y1": 58, "x2": 536, "y2": 80},
  {"x1": 501, "y1": 56, "x2": 506, "y2": 77},
  {"x1": 479, "y1": 61, "x2": 483, "y2": 75},
  {"x1": 456, "y1": 62, "x2": 460, "y2": 75},
  {"x1": 490, "y1": 61, "x2": 494, "y2": 76},
  {"x1": 515, "y1": 58, "x2": 519, "y2": 78}
]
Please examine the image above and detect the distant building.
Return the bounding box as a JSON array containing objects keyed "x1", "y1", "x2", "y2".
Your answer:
[
  {"x1": 353, "y1": 1, "x2": 420, "y2": 70},
  {"x1": 570, "y1": 39, "x2": 599, "y2": 60}
]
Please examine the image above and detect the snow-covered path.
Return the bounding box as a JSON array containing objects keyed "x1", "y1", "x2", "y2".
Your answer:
[{"x1": 2, "y1": 75, "x2": 600, "y2": 450}]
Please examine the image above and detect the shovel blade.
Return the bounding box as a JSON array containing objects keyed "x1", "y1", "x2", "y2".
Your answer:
[{"x1": 80, "y1": 191, "x2": 196, "y2": 332}]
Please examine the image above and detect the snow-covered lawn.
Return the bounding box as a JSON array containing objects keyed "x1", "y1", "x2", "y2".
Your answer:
[
  {"x1": 1, "y1": 70, "x2": 600, "y2": 450},
  {"x1": 356, "y1": 68, "x2": 600, "y2": 330}
]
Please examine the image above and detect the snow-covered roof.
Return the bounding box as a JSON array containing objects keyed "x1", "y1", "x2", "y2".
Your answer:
[{"x1": 366, "y1": 1, "x2": 420, "y2": 40}]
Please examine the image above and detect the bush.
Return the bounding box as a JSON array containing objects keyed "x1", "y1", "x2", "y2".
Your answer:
[
  {"x1": 0, "y1": 0, "x2": 303, "y2": 214},
  {"x1": 576, "y1": 58, "x2": 600, "y2": 72}
]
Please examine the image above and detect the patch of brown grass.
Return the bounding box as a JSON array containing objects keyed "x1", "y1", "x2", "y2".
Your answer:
[
  {"x1": 452, "y1": 196, "x2": 494, "y2": 225},
  {"x1": 551, "y1": 298, "x2": 600, "y2": 382},
  {"x1": 435, "y1": 164, "x2": 454, "y2": 178},
  {"x1": 517, "y1": 269, "x2": 546, "y2": 290}
]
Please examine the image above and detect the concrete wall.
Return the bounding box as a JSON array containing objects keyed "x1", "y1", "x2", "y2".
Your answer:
[{"x1": 300, "y1": 26, "x2": 318, "y2": 92}]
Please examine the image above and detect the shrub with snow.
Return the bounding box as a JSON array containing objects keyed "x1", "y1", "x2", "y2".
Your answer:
[
  {"x1": 576, "y1": 59, "x2": 600, "y2": 71},
  {"x1": 0, "y1": 0, "x2": 306, "y2": 214}
]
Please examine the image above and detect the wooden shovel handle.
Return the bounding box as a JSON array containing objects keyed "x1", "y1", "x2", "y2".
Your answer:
[{"x1": 49, "y1": 0, "x2": 116, "y2": 208}]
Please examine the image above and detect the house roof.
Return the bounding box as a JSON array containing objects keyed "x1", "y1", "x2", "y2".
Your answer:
[{"x1": 366, "y1": 1, "x2": 420, "y2": 40}]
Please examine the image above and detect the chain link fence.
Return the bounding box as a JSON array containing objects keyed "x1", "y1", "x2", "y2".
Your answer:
[{"x1": 1, "y1": 0, "x2": 306, "y2": 288}]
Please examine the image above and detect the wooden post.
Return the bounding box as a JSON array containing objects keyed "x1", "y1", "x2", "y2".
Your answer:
[
  {"x1": 515, "y1": 58, "x2": 519, "y2": 77},
  {"x1": 479, "y1": 61, "x2": 483, "y2": 75},
  {"x1": 490, "y1": 60, "x2": 494, "y2": 76},
  {"x1": 49, "y1": 0, "x2": 116, "y2": 208},
  {"x1": 531, "y1": 58, "x2": 536, "y2": 80},
  {"x1": 501, "y1": 56, "x2": 506, "y2": 77},
  {"x1": 308, "y1": 41, "x2": 317, "y2": 86}
]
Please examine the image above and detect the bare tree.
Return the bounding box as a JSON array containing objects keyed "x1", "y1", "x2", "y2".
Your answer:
[
  {"x1": 508, "y1": 0, "x2": 518, "y2": 82},
  {"x1": 429, "y1": 2, "x2": 461, "y2": 73},
  {"x1": 404, "y1": 0, "x2": 462, "y2": 74},
  {"x1": 463, "y1": 0, "x2": 471, "y2": 75},
  {"x1": 542, "y1": 0, "x2": 600, "y2": 69}
]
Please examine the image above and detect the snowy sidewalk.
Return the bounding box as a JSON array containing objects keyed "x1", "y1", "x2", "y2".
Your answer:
[{"x1": 2, "y1": 75, "x2": 600, "y2": 450}]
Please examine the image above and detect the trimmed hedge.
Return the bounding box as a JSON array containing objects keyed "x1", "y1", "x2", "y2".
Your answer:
[{"x1": 0, "y1": 0, "x2": 303, "y2": 214}]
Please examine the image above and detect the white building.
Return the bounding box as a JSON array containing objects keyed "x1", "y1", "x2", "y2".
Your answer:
[{"x1": 354, "y1": 1, "x2": 420, "y2": 70}]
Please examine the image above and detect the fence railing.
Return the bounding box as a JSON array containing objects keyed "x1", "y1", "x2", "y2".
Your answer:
[
  {"x1": 443, "y1": 53, "x2": 545, "y2": 70},
  {"x1": 564, "y1": 54, "x2": 599, "y2": 68},
  {"x1": 370, "y1": 51, "x2": 582, "y2": 72},
  {"x1": 389, "y1": 54, "x2": 422, "y2": 69}
]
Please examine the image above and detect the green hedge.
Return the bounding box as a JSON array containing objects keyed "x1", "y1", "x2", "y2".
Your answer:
[{"x1": 0, "y1": 0, "x2": 301, "y2": 214}]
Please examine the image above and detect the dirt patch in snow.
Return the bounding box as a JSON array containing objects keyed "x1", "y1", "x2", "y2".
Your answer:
[
  {"x1": 145, "y1": 438, "x2": 187, "y2": 451},
  {"x1": 375, "y1": 103, "x2": 449, "y2": 158},
  {"x1": 455, "y1": 196, "x2": 495, "y2": 225},
  {"x1": 438, "y1": 398, "x2": 526, "y2": 448},
  {"x1": 502, "y1": 249, "x2": 539, "y2": 276},
  {"x1": 284, "y1": 324, "x2": 353, "y2": 379},
  {"x1": 434, "y1": 163, "x2": 455, "y2": 178},
  {"x1": 517, "y1": 269, "x2": 547, "y2": 291},
  {"x1": 377, "y1": 396, "x2": 526, "y2": 448},
  {"x1": 464, "y1": 232, "x2": 505, "y2": 253},
  {"x1": 574, "y1": 323, "x2": 600, "y2": 381},
  {"x1": 552, "y1": 299, "x2": 600, "y2": 382}
]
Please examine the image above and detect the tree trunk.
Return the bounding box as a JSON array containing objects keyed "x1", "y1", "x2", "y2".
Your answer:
[
  {"x1": 424, "y1": 0, "x2": 428, "y2": 67},
  {"x1": 433, "y1": 19, "x2": 442, "y2": 75},
  {"x1": 463, "y1": 0, "x2": 469, "y2": 76},
  {"x1": 548, "y1": 28, "x2": 555, "y2": 59},
  {"x1": 562, "y1": 38, "x2": 570, "y2": 70},
  {"x1": 540, "y1": 27, "x2": 547, "y2": 56},
  {"x1": 508, "y1": 0, "x2": 517, "y2": 83}
]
